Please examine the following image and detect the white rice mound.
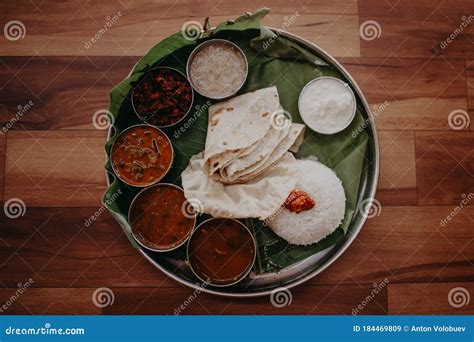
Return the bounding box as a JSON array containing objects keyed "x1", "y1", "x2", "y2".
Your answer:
[{"x1": 268, "y1": 158, "x2": 346, "y2": 245}]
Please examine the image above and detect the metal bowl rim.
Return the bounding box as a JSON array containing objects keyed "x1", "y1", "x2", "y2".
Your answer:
[
  {"x1": 186, "y1": 217, "x2": 257, "y2": 287},
  {"x1": 298, "y1": 76, "x2": 357, "y2": 135},
  {"x1": 186, "y1": 38, "x2": 249, "y2": 100},
  {"x1": 109, "y1": 123, "x2": 174, "y2": 188},
  {"x1": 130, "y1": 66, "x2": 195, "y2": 129},
  {"x1": 127, "y1": 182, "x2": 197, "y2": 252}
]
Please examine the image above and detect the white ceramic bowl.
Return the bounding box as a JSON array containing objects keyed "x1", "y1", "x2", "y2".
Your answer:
[{"x1": 298, "y1": 76, "x2": 357, "y2": 135}]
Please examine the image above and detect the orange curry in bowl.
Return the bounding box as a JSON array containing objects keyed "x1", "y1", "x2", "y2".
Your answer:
[
  {"x1": 128, "y1": 184, "x2": 196, "y2": 251},
  {"x1": 111, "y1": 125, "x2": 173, "y2": 187},
  {"x1": 187, "y1": 218, "x2": 256, "y2": 286}
]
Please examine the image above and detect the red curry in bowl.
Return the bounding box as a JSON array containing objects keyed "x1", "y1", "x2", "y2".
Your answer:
[
  {"x1": 187, "y1": 218, "x2": 256, "y2": 286},
  {"x1": 110, "y1": 125, "x2": 173, "y2": 187},
  {"x1": 128, "y1": 184, "x2": 196, "y2": 252}
]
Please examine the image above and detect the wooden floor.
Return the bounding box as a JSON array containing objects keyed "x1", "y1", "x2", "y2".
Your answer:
[{"x1": 0, "y1": 0, "x2": 473, "y2": 315}]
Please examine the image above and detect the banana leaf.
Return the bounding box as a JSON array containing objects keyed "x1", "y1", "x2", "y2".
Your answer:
[{"x1": 103, "y1": 8, "x2": 368, "y2": 274}]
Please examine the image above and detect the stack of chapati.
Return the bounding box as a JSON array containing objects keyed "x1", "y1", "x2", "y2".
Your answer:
[{"x1": 182, "y1": 86, "x2": 305, "y2": 220}]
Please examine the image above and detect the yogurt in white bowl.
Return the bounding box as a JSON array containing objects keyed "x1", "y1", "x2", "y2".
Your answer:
[{"x1": 298, "y1": 77, "x2": 356, "y2": 135}]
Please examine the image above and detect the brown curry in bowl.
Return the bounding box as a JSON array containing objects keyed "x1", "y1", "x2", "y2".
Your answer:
[
  {"x1": 110, "y1": 125, "x2": 173, "y2": 187},
  {"x1": 128, "y1": 184, "x2": 196, "y2": 252},
  {"x1": 187, "y1": 218, "x2": 256, "y2": 286}
]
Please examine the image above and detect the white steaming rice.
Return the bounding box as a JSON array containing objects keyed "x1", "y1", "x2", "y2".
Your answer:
[{"x1": 268, "y1": 158, "x2": 346, "y2": 245}]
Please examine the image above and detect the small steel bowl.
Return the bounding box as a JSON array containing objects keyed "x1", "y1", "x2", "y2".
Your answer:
[
  {"x1": 187, "y1": 218, "x2": 256, "y2": 287},
  {"x1": 186, "y1": 39, "x2": 248, "y2": 100},
  {"x1": 131, "y1": 66, "x2": 194, "y2": 128},
  {"x1": 298, "y1": 76, "x2": 357, "y2": 135},
  {"x1": 110, "y1": 124, "x2": 174, "y2": 188},
  {"x1": 128, "y1": 183, "x2": 197, "y2": 252}
]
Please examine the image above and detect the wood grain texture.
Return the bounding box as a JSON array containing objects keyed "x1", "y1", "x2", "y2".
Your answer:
[
  {"x1": 377, "y1": 131, "x2": 417, "y2": 205},
  {"x1": 339, "y1": 57, "x2": 468, "y2": 130},
  {"x1": 0, "y1": 208, "x2": 174, "y2": 288},
  {"x1": 0, "y1": 132, "x2": 5, "y2": 203},
  {"x1": 0, "y1": 56, "x2": 139, "y2": 130},
  {"x1": 0, "y1": 288, "x2": 101, "y2": 315},
  {"x1": 388, "y1": 283, "x2": 474, "y2": 314},
  {"x1": 415, "y1": 131, "x2": 474, "y2": 205},
  {"x1": 0, "y1": 0, "x2": 360, "y2": 57},
  {"x1": 358, "y1": 0, "x2": 474, "y2": 58},
  {"x1": 103, "y1": 284, "x2": 387, "y2": 315},
  {"x1": 4, "y1": 131, "x2": 107, "y2": 207},
  {"x1": 308, "y1": 206, "x2": 474, "y2": 285},
  {"x1": 466, "y1": 59, "x2": 474, "y2": 129}
]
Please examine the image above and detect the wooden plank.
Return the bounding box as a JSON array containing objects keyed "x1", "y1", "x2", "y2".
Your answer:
[
  {"x1": 377, "y1": 131, "x2": 417, "y2": 205},
  {"x1": 308, "y1": 206, "x2": 474, "y2": 285},
  {"x1": 0, "y1": 288, "x2": 101, "y2": 314},
  {"x1": 0, "y1": 56, "x2": 139, "y2": 130},
  {"x1": 265, "y1": 12, "x2": 360, "y2": 58},
  {"x1": 4, "y1": 131, "x2": 107, "y2": 207},
  {"x1": 358, "y1": 0, "x2": 474, "y2": 58},
  {"x1": 0, "y1": 132, "x2": 5, "y2": 203},
  {"x1": 388, "y1": 282, "x2": 474, "y2": 314},
  {"x1": 103, "y1": 284, "x2": 387, "y2": 315},
  {"x1": 0, "y1": 207, "x2": 175, "y2": 288},
  {"x1": 415, "y1": 131, "x2": 474, "y2": 205},
  {"x1": 339, "y1": 57, "x2": 468, "y2": 130},
  {"x1": 466, "y1": 60, "x2": 474, "y2": 129},
  {"x1": 0, "y1": 0, "x2": 359, "y2": 57}
]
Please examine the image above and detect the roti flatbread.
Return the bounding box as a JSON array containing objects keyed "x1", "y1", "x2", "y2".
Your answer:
[
  {"x1": 230, "y1": 123, "x2": 305, "y2": 183},
  {"x1": 204, "y1": 86, "x2": 280, "y2": 174},
  {"x1": 182, "y1": 152, "x2": 298, "y2": 220}
]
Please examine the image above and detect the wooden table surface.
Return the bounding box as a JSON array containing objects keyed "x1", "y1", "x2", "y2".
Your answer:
[{"x1": 0, "y1": 0, "x2": 473, "y2": 315}]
